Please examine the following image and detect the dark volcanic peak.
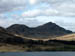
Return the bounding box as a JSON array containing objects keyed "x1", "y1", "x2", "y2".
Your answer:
[
  {"x1": 36, "y1": 22, "x2": 59, "y2": 29},
  {"x1": 34, "y1": 22, "x2": 72, "y2": 37},
  {"x1": 6, "y1": 22, "x2": 72, "y2": 38},
  {"x1": 7, "y1": 24, "x2": 30, "y2": 34},
  {"x1": 7, "y1": 24, "x2": 29, "y2": 29},
  {"x1": 41, "y1": 22, "x2": 56, "y2": 27},
  {"x1": 36, "y1": 22, "x2": 64, "y2": 29},
  {"x1": 36, "y1": 22, "x2": 72, "y2": 32}
]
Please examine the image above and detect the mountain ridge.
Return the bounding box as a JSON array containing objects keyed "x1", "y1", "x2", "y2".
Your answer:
[{"x1": 6, "y1": 22, "x2": 73, "y2": 38}]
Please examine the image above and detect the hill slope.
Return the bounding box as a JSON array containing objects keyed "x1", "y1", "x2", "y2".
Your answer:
[
  {"x1": 52, "y1": 33, "x2": 75, "y2": 41},
  {"x1": 7, "y1": 22, "x2": 72, "y2": 38}
]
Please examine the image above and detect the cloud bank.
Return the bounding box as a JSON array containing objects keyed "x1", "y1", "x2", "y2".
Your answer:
[{"x1": 0, "y1": 0, "x2": 75, "y2": 17}]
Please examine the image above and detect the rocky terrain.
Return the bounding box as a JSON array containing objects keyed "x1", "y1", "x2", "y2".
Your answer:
[{"x1": 7, "y1": 22, "x2": 72, "y2": 38}]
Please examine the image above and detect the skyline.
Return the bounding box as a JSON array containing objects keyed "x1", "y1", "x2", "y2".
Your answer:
[{"x1": 0, "y1": 0, "x2": 75, "y2": 31}]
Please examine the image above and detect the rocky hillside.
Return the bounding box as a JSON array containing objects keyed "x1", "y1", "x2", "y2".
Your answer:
[{"x1": 7, "y1": 22, "x2": 72, "y2": 38}]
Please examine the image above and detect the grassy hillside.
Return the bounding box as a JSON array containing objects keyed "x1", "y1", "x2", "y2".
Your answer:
[{"x1": 52, "y1": 33, "x2": 75, "y2": 41}]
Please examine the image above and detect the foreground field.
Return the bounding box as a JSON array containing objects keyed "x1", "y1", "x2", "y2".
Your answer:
[{"x1": 1, "y1": 39, "x2": 75, "y2": 52}]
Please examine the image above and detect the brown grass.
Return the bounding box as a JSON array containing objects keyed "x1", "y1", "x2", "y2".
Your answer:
[{"x1": 51, "y1": 33, "x2": 75, "y2": 41}]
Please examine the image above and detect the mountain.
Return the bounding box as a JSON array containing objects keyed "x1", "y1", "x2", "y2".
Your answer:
[
  {"x1": 7, "y1": 22, "x2": 72, "y2": 38},
  {"x1": 34, "y1": 22, "x2": 72, "y2": 37},
  {"x1": 7, "y1": 24, "x2": 30, "y2": 35}
]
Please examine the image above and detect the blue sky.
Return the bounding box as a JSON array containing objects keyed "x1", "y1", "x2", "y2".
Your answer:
[{"x1": 0, "y1": 0, "x2": 75, "y2": 32}]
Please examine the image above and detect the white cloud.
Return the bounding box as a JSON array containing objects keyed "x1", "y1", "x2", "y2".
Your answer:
[
  {"x1": 22, "y1": 9, "x2": 41, "y2": 17},
  {"x1": 0, "y1": 0, "x2": 26, "y2": 13},
  {"x1": 22, "y1": 8, "x2": 59, "y2": 18},
  {"x1": 0, "y1": 0, "x2": 75, "y2": 17},
  {"x1": 29, "y1": 0, "x2": 37, "y2": 5},
  {"x1": 43, "y1": 8, "x2": 59, "y2": 16}
]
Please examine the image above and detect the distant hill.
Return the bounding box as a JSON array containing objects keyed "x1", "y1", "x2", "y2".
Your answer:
[
  {"x1": 7, "y1": 24, "x2": 30, "y2": 35},
  {"x1": 7, "y1": 22, "x2": 72, "y2": 38}
]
